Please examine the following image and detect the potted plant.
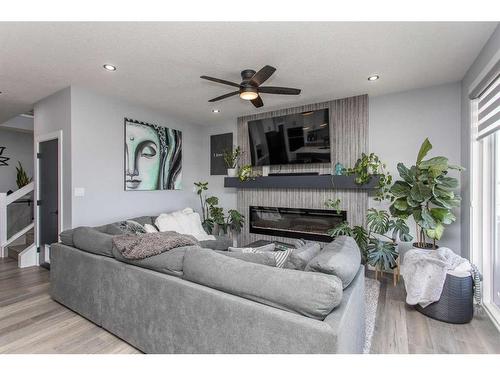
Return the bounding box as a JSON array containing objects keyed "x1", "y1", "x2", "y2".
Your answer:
[
  {"x1": 194, "y1": 181, "x2": 245, "y2": 240},
  {"x1": 389, "y1": 138, "x2": 463, "y2": 249},
  {"x1": 328, "y1": 208, "x2": 413, "y2": 272},
  {"x1": 345, "y1": 153, "x2": 393, "y2": 202},
  {"x1": 223, "y1": 146, "x2": 242, "y2": 177},
  {"x1": 16, "y1": 161, "x2": 32, "y2": 189}
]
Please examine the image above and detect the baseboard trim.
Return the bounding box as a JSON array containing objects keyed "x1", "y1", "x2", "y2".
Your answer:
[{"x1": 483, "y1": 302, "x2": 500, "y2": 332}]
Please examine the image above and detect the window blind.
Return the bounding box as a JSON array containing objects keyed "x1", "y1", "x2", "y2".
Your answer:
[{"x1": 477, "y1": 74, "x2": 500, "y2": 140}]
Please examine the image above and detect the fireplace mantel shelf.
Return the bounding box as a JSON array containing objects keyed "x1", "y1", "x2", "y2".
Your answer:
[{"x1": 224, "y1": 174, "x2": 380, "y2": 190}]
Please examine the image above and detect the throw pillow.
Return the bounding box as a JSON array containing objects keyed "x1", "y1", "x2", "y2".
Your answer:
[
  {"x1": 285, "y1": 242, "x2": 321, "y2": 270},
  {"x1": 155, "y1": 208, "x2": 216, "y2": 241},
  {"x1": 118, "y1": 220, "x2": 147, "y2": 235},
  {"x1": 144, "y1": 223, "x2": 158, "y2": 233},
  {"x1": 229, "y1": 246, "x2": 292, "y2": 268}
]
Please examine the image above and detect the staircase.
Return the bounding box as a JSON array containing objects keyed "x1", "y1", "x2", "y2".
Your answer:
[
  {"x1": 8, "y1": 229, "x2": 34, "y2": 261},
  {"x1": 0, "y1": 182, "x2": 37, "y2": 268}
]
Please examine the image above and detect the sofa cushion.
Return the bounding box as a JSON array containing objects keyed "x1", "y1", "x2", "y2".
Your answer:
[
  {"x1": 216, "y1": 250, "x2": 276, "y2": 266},
  {"x1": 183, "y1": 247, "x2": 343, "y2": 320},
  {"x1": 199, "y1": 235, "x2": 232, "y2": 251},
  {"x1": 72, "y1": 226, "x2": 115, "y2": 257},
  {"x1": 111, "y1": 245, "x2": 192, "y2": 277},
  {"x1": 285, "y1": 242, "x2": 321, "y2": 270},
  {"x1": 305, "y1": 236, "x2": 361, "y2": 288}
]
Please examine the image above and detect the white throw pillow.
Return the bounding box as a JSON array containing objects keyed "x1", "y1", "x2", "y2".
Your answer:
[
  {"x1": 155, "y1": 212, "x2": 184, "y2": 233},
  {"x1": 155, "y1": 208, "x2": 215, "y2": 241},
  {"x1": 143, "y1": 224, "x2": 158, "y2": 233}
]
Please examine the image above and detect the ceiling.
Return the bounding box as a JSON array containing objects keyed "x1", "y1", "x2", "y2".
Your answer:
[{"x1": 0, "y1": 22, "x2": 497, "y2": 126}]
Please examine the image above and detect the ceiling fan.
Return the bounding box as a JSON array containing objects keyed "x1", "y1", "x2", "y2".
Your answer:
[{"x1": 200, "y1": 65, "x2": 301, "y2": 108}]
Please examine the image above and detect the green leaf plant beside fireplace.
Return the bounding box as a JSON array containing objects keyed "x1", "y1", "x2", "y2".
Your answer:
[
  {"x1": 328, "y1": 208, "x2": 412, "y2": 271},
  {"x1": 194, "y1": 181, "x2": 245, "y2": 237},
  {"x1": 388, "y1": 138, "x2": 463, "y2": 249}
]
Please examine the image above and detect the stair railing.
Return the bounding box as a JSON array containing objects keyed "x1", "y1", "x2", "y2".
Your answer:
[{"x1": 0, "y1": 182, "x2": 35, "y2": 258}]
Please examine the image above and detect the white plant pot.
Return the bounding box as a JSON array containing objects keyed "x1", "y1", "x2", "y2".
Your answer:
[{"x1": 227, "y1": 168, "x2": 238, "y2": 177}]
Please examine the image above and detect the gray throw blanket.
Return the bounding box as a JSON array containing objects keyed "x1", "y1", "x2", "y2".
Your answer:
[{"x1": 112, "y1": 231, "x2": 199, "y2": 260}]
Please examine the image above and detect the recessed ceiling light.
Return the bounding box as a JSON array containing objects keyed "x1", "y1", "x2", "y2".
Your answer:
[
  {"x1": 103, "y1": 64, "x2": 117, "y2": 71},
  {"x1": 212, "y1": 109, "x2": 221, "y2": 113},
  {"x1": 368, "y1": 75, "x2": 380, "y2": 81}
]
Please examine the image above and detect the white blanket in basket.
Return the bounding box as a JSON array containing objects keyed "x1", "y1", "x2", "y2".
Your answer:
[{"x1": 401, "y1": 247, "x2": 470, "y2": 308}]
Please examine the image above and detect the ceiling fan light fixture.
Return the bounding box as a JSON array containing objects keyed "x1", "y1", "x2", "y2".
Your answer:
[
  {"x1": 212, "y1": 109, "x2": 221, "y2": 113},
  {"x1": 239, "y1": 90, "x2": 259, "y2": 101},
  {"x1": 368, "y1": 74, "x2": 380, "y2": 81}
]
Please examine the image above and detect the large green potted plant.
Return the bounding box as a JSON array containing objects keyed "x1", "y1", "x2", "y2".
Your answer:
[
  {"x1": 328, "y1": 208, "x2": 413, "y2": 271},
  {"x1": 389, "y1": 138, "x2": 463, "y2": 249}
]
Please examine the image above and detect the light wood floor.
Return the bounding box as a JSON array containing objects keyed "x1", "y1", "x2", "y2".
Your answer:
[
  {"x1": 1, "y1": 258, "x2": 499, "y2": 354},
  {"x1": 370, "y1": 271, "x2": 500, "y2": 354},
  {"x1": 0, "y1": 258, "x2": 140, "y2": 354}
]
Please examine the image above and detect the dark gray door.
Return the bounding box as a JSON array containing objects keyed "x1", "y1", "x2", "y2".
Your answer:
[{"x1": 38, "y1": 139, "x2": 59, "y2": 251}]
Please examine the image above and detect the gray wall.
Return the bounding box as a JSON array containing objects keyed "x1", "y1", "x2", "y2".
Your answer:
[
  {"x1": 202, "y1": 83, "x2": 463, "y2": 253},
  {"x1": 34, "y1": 87, "x2": 72, "y2": 230},
  {"x1": 70, "y1": 87, "x2": 205, "y2": 227},
  {"x1": 460, "y1": 25, "x2": 500, "y2": 259},
  {"x1": 200, "y1": 121, "x2": 238, "y2": 211},
  {"x1": 1, "y1": 115, "x2": 33, "y2": 133},
  {"x1": 0, "y1": 128, "x2": 33, "y2": 193},
  {"x1": 370, "y1": 82, "x2": 462, "y2": 253}
]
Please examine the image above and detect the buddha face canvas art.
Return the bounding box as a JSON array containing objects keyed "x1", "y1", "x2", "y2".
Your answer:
[{"x1": 124, "y1": 118, "x2": 182, "y2": 191}]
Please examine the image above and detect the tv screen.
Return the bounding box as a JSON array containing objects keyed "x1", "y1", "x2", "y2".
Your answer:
[{"x1": 248, "y1": 108, "x2": 330, "y2": 166}]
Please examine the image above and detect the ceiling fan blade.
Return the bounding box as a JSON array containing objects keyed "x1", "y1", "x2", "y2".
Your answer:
[
  {"x1": 251, "y1": 95, "x2": 264, "y2": 108},
  {"x1": 200, "y1": 75, "x2": 240, "y2": 88},
  {"x1": 208, "y1": 91, "x2": 240, "y2": 102},
  {"x1": 249, "y1": 65, "x2": 276, "y2": 86},
  {"x1": 258, "y1": 86, "x2": 301, "y2": 95}
]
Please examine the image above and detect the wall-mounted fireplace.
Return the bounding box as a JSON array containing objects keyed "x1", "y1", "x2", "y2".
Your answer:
[{"x1": 249, "y1": 206, "x2": 347, "y2": 242}]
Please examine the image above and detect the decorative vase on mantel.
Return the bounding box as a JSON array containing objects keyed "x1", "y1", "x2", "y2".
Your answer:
[{"x1": 227, "y1": 167, "x2": 238, "y2": 178}]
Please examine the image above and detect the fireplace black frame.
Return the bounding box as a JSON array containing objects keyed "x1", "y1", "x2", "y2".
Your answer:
[{"x1": 249, "y1": 206, "x2": 347, "y2": 242}]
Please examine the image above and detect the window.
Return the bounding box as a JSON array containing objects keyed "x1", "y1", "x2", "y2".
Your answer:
[{"x1": 471, "y1": 73, "x2": 500, "y2": 319}]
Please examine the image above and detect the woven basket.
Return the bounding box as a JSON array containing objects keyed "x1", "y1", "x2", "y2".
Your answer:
[{"x1": 415, "y1": 272, "x2": 473, "y2": 324}]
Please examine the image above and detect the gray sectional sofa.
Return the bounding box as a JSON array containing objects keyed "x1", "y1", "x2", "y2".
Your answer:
[{"x1": 50, "y1": 216, "x2": 365, "y2": 354}]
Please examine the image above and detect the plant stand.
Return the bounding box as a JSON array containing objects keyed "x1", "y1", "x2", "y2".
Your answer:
[{"x1": 374, "y1": 256, "x2": 400, "y2": 286}]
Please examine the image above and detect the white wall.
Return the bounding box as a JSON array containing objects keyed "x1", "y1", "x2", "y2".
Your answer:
[
  {"x1": 460, "y1": 25, "x2": 500, "y2": 260},
  {"x1": 70, "y1": 87, "x2": 206, "y2": 227},
  {"x1": 370, "y1": 82, "x2": 462, "y2": 254},
  {"x1": 0, "y1": 128, "x2": 33, "y2": 193},
  {"x1": 34, "y1": 87, "x2": 72, "y2": 230}
]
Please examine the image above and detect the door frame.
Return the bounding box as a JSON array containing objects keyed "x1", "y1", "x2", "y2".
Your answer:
[{"x1": 34, "y1": 130, "x2": 63, "y2": 264}]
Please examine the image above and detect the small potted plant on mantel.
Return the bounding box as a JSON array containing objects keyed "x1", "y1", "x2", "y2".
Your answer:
[
  {"x1": 223, "y1": 146, "x2": 242, "y2": 178},
  {"x1": 389, "y1": 138, "x2": 463, "y2": 249}
]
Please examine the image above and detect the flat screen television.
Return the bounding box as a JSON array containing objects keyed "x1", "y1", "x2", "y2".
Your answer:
[{"x1": 247, "y1": 108, "x2": 330, "y2": 166}]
